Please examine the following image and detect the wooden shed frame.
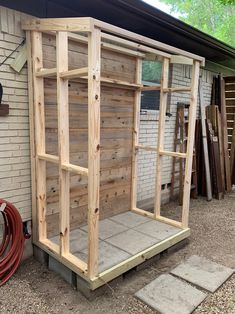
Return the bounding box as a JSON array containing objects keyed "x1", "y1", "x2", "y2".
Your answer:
[{"x1": 23, "y1": 17, "x2": 203, "y2": 290}]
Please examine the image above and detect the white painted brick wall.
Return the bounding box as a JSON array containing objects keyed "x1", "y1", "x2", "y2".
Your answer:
[
  {"x1": 137, "y1": 64, "x2": 215, "y2": 205},
  {"x1": 0, "y1": 7, "x2": 32, "y2": 221}
]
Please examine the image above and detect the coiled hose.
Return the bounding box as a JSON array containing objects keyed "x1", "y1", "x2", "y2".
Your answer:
[{"x1": 0, "y1": 199, "x2": 25, "y2": 287}]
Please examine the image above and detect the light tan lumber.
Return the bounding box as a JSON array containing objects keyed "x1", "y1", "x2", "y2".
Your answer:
[
  {"x1": 61, "y1": 163, "x2": 88, "y2": 176},
  {"x1": 198, "y1": 79, "x2": 212, "y2": 201},
  {"x1": 26, "y1": 31, "x2": 37, "y2": 242},
  {"x1": 91, "y1": 228, "x2": 190, "y2": 290},
  {"x1": 101, "y1": 77, "x2": 142, "y2": 88},
  {"x1": 60, "y1": 67, "x2": 88, "y2": 79},
  {"x1": 136, "y1": 145, "x2": 157, "y2": 152},
  {"x1": 22, "y1": 17, "x2": 92, "y2": 32},
  {"x1": 101, "y1": 41, "x2": 145, "y2": 58},
  {"x1": 57, "y1": 31, "x2": 70, "y2": 256},
  {"x1": 154, "y1": 57, "x2": 170, "y2": 217},
  {"x1": 170, "y1": 55, "x2": 193, "y2": 65},
  {"x1": 10, "y1": 43, "x2": 27, "y2": 73},
  {"x1": 131, "y1": 58, "x2": 142, "y2": 210},
  {"x1": 163, "y1": 87, "x2": 191, "y2": 93},
  {"x1": 182, "y1": 60, "x2": 200, "y2": 228},
  {"x1": 87, "y1": 27, "x2": 101, "y2": 279},
  {"x1": 140, "y1": 86, "x2": 161, "y2": 91},
  {"x1": 131, "y1": 207, "x2": 154, "y2": 219},
  {"x1": 32, "y1": 31, "x2": 47, "y2": 241},
  {"x1": 38, "y1": 153, "x2": 59, "y2": 163},
  {"x1": 95, "y1": 19, "x2": 205, "y2": 64},
  {"x1": 44, "y1": 31, "x2": 146, "y2": 58},
  {"x1": 36, "y1": 68, "x2": 57, "y2": 77},
  {"x1": 159, "y1": 150, "x2": 187, "y2": 158},
  {"x1": 36, "y1": 241, "x2": 88, "y2": 277},
  {"x1": 41, "y1": 238, "x2": 60, "y2": 254},
  {"x1": 154, "y1": 215, "x2": 183, "y2": 228},
  {"x1": 101, "y1": 32, "x2": 171, "y2": 59}
]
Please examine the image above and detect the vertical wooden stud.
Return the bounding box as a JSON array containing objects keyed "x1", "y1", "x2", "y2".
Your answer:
[
  {"x1": 131, "y1": 58, "x2": 142, "y2": 209},
  {"x1": 87, "y1": 27, "x2": 101, "y2": 278},
  {"x1": 182, "y1": 60, "x2": 200, "y2": 228},
  {"x1": 31, "y1": 31, "x2": 46, "y2": 241},
  {"x1": 26, "y1": 31, "x2": 37, "y2": 242},
  {"x1": 154, "y1": 57, "x2": 170, "y2": 217},
  {"x1": 56, "y1": 32, "x2": 70, "y2": 256}
]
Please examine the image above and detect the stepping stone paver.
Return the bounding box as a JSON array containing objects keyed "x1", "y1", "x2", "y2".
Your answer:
[
  {"x1": 135, "y1": 273, "x2": 207, "y2": 314},
  {"x1": 170, "y1": 255, "x2": 234, "y2": 292}
]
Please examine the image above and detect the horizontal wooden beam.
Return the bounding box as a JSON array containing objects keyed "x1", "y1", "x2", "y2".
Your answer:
[
  {"x1": 136, "y1": 145, "x2": 157, "y2": 152},
  {"x1": 38, "y1": 153, "x2": 59, "y2": 163},
  {"x1": 170, "y1": 55, "x2": 193, "y2": 65},
  {"x1": 22, "y1": 17, "x2": 92, "y2": 32},
  {"x1": 61, "y1": 163, "x2": 88, "y2": 176},
  {"x1": 132, "y1": 207, "x2": 154, "y2": 219},
  {"x1": 155, "y1": 215, "x2": 183, "y2": 228},
  {"x1": 36, "y1": 68, "x2": 57, "y2": 78},
  {"x1": 159, "y1": 150, "x2": 187, "y2": 158},
  {"x1": 140, "y1": 86, "x2": 161, "y2": 91},
  {"x1": 95, "y1": 19, "x2": 205, "y2": 64},
  {"x1": 101, "y1": 32, "x2": 171, "y2": 59},
  {"x1": 163, "y1": 87, "x2": 191, "y2": 93},
  {"x1": 60, "y1": 67, "x2": 88, "y2": 79}
]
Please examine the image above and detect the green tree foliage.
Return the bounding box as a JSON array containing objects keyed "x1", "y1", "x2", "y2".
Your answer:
[
  {"x1": 142, "y1": 60, "x2": 162, "y2": 83},
  {"x1": 159, "y1": 0, "x2": 235, "y2": 47}
]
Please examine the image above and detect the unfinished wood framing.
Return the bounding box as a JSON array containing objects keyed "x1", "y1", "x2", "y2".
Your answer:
[{"x1": 24, "y1": 17, "x2": 203, "y2": 287}]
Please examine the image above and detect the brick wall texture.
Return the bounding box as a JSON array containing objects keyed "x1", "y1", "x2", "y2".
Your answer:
[{"x1": 0, "y1": 6, "x2": 215, "y2": 221}]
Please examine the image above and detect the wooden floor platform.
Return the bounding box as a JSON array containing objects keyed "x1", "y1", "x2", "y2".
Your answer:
[{"x1": 49, "y1": 211, "x2": 190, "y2": 288}]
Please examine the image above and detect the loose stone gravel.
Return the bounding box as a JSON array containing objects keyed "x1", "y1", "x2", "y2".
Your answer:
[{"x1": 0, "y1": 192, "x2": 234, "y2": 314}]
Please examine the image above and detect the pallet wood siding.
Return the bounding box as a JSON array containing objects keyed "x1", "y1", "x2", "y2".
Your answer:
[{"x1": 41, "y1": 33, "x2": 135, "y2": 237}]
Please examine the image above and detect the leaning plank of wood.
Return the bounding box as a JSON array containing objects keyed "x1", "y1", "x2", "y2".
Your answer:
[
  {"x1": 216, "y1": 108, "x2": 225, "y2": 193},
  {"x1": 230, "y1": 116, "x2": 235, "y2": 181},
  {"x1": 220, "y1": 75, "x2": 232, "y2": 192}
]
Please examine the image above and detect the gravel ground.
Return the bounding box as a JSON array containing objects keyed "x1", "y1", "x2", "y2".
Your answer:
[{"x1": 0, "y1": 192, "x2": 234, "y2": 314}]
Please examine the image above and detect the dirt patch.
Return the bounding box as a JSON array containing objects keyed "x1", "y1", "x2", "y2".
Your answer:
[{"x1": 0, "y1": 193, "x2": 234, "y2": 314}]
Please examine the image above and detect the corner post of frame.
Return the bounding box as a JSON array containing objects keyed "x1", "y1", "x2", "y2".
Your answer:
[
  {"x1": 87, "y1": 26, "x2": 101, "y2": 278},
  {"x1": 131, "y1": 58, "x2": 142, "y2": 209},
  {"x1": 31, "y1": 30, "x2": 47, "y2": 242},
  {"x1": 56, "y1": 31, "x2": 70, "y2": 256},
  {"x1": 182, "y1": 60, "x2": 200, "y2": 228},
  {"x1": 26, "y1": 30, "x2": 37, "y2": 242},
  {"x1": 154, "y1": 57, "x2": 170, "y2": 217}
]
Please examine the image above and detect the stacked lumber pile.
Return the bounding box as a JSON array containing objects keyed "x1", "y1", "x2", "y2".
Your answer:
[{"x1": 196, "y1": 75, "x2": 234, "y2": 200}]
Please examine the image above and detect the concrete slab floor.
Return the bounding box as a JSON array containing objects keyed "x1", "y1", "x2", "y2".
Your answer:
[
  {"x1": 80, "y1": 218, "x2": 128, "y2": 240},
  {"x1": 134, "y1": 220, "x2": 180, "y2": 240},
  {"x1": 170, "y1": 255, "x2": 234, "y2": 292},
  {"x1": 75, "y1": 241, "x2": 131, "y2": 273},
  {"x1": 105, "y1": 229, "x2": 157, "y2": 255},
  {"x1": 135, "y1": 273, "x2": 207, "y2": 314},
  {"x1": 109, "y1": 211, "x2": 150, "y2": 228}
]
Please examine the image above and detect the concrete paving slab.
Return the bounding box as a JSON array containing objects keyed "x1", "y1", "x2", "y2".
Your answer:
[
  {"x1": 171, "y1": 255, "x2": 234, "y2": 292},
  {"x1": 75, "y1": 241, "x2": 131, "y2": 272},
  {"x1": 80, "y1": 218, "x2": 128, "y2": 240},
  {"x1": 109, "y1": 211, "x2": 150, "y2": 228},
  {"x1": 51, "y1": 228, "x2": 88, "y2": 253},
  {"x1": 134, "y1": 220, "x2": 180, "y2": 240},
  {"x1": 105, "y1": 229, "x2": 157, "y2": 255},
  {"x1": 135, "y1": 274, "x2": 207, "y2": 314}
]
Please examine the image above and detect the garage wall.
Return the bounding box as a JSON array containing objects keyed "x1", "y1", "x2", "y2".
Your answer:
[{"x1": 0, "y1": 7, "x2": 32, "y2": 221}]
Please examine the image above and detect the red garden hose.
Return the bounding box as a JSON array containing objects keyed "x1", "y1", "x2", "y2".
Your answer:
[{"x1": 0, "y1": 199, "x2": 25, "y2": 287}]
